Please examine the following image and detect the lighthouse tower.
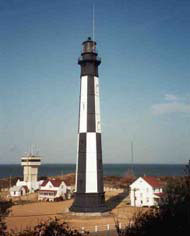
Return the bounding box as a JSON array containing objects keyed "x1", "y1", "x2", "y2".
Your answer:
[{"x1": 70, "y1": 37, "x2": 107, "y2": 213}]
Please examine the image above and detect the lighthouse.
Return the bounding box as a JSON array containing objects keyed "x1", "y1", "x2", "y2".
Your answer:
[{"x1": 70, "y1": 37, "x2": 107, "y2": 213}]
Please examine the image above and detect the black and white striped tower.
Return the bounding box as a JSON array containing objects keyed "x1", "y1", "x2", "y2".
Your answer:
[{"x1": 70, "y1": 37, "x2": 107, "y2": 213}]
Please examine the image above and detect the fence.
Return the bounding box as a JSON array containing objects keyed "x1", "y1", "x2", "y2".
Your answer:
[{"x1": 74, "y1": 222, "x2": 123, "y2": 234}]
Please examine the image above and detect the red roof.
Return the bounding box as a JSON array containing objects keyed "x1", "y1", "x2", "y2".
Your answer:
[
  {"x1": 143, "y1": 176, "x2": 162, "y2": 188},
  {"x1": 40, "y1": 179, "x2": 63, "y2": 187}
]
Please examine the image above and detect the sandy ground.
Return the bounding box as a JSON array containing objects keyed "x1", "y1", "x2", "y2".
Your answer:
[{"x1": 6, "y1": 191, "x2": 144, "y2": 233}]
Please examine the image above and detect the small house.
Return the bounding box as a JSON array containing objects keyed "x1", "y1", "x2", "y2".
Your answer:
[
  {"x1": 38, "y1": 179, "x2": 70, "y2": 202},
  {"x1": 130, "y1": 176, "x2": 163, "y2": 207},
  {"x1": 10, "y1": 185, "x2": 29, "y2": 197}
]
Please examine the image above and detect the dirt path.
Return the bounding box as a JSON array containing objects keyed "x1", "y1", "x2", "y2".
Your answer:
[{"x1": 6, "y1": 192, "x2": 143, "y2": 232}]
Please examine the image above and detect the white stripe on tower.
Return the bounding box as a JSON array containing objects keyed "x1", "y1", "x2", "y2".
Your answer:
[
  {"x1": 79, "y1": 76, "x2": 88, "y2": 133},
  {"x1": 75, "y1": 134, "x2": 79, "y2": 191},
  {"x1": 94, "y1": 76, "x2": 101, "y2": 133},
  {"x1": 86, "y1": 133, "x2": 98, "y2": 192}
]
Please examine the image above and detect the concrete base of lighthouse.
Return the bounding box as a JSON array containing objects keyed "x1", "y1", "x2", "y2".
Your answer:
[{"x1": 69, "y1": 192, "x2": 108, "y2": 213}]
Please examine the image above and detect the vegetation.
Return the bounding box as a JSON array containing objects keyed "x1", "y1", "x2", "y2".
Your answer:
[
  {"x1": 104, "y1": 175, "x2": 135, "y2": 189},
  {"x1": 0, "y1": 200, "x2": 13, "y2": 236},
  {"x1": 8, "y1": 218, "x2": 88, "y2": 236},
  {"x1": 116, "y1": 161, "x2": 190, "y2": 236}
]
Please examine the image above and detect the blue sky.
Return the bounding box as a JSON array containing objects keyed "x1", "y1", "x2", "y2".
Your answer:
[{"x1": 0, "y1": 0, "x2": 190, "y2": 164}]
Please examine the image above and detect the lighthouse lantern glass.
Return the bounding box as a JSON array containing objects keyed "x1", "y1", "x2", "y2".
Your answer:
[{"x1": 83, "y1": 41, "x2": 96, "y2": 53}]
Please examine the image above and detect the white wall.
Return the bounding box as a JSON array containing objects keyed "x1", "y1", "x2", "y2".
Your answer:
[
  {"x1": 130, "y1": 177, "x2": 162, "y2": 207},
  {"x1": 10, "y1": 191, "x2": 21, "y2": 197},
  {"x1": 10, "y1": 186, "x2": 27, "y2": 197},
  {"x1": 16, "y1": 180, "x2": 40, "y2": 193}
]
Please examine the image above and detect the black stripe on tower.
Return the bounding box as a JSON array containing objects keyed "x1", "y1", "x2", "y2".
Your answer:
[
  {"x1": 80, "y1": 60, "x2": 99, "y2": 77},
  {"x1": 96, "y1": 133, "x2": 104, "y2": 193},
  {"x1": 87, "y1": 75, "x2": 96, "y2": 132},
  {"x1": 77, "y1": 133, "x2": 86, "y2": 193}
]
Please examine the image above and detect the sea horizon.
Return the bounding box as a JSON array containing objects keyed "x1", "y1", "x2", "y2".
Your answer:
[
  {"x1": 0, "y1": 162, "x2": 187, "y2": 165},
  {"x1": 0, "y1": 163, "x2": 186, "y2": 179}
]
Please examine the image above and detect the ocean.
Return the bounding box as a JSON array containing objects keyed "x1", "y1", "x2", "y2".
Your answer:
[{"x1": 0, "y1": 163, "x2": 186, "y2": 179}]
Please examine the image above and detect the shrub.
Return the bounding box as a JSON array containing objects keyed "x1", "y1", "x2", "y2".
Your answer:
[
  {"x1": 0, "y1": 200, "x2": 13, "y2": 236},
  {"x1": 8, "y1": 218, "x2": 88, "y2": 236}
]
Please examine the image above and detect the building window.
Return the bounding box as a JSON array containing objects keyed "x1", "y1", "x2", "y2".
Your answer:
[{"x1": 147, "y1": 198, "x2": 149, "y2": 202}]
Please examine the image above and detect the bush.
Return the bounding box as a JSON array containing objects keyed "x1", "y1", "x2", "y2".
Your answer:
[
  {"x1": 0, "y1": 200, "x2": 13, "y2": 236},
  {"x1": 8, "y1": 218, "x2": 88, "y2": 236}
]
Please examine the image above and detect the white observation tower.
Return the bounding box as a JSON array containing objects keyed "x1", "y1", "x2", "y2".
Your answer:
[{"x1": 21, "y1": 153, "x2": 41, "y2": 191}]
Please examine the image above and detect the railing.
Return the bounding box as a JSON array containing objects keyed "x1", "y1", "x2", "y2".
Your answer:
[
  {"x1": 78, "y1": 56, "x2": 101, "y2": 63},
  {"x1": 73, "y1": 222, "x2": 124, "y2": 233}
]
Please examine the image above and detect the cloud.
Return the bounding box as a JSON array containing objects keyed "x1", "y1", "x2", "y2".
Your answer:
[{"x1": 151, "y1": 94, "x2": 190, "y2": 115}]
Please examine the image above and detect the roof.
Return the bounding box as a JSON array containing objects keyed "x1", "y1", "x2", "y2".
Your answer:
[
  {"x1": 40, "y1": 179, "x2": 63, "y2": 187},
  {"x1": 143, "y1": 176, "x2": 162, "y2": 188}
]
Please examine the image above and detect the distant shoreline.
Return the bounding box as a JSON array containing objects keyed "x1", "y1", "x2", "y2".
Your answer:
[{"x1": 0, "y1": 163, "x2": 185, "y2": 179}]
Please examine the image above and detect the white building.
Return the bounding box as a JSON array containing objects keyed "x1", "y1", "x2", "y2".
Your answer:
[
  {"x1": 21, "y1": 153, "x2": 41, "y2": 192},
  {"x1": 10, "y1": 152, "x2": 42, "y2": 197},
  {"x1": 15, "y1": 178, "x2": 43, "y2": 193},
  {"x1": 10, "y1": 185, "x2": 29, "y2": 197},
  {"x1": 130, "y1": 176, "x2": 163, "y2": 207},
  {"x1": 38, "y1": 179, "x2": 70, "y2": 202}
]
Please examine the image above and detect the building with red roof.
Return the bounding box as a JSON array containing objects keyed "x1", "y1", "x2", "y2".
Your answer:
[
  {"x1": 38, "y1": 179, "x2": 71, "y2": 202},
  {"x1": 130, "y1": 176, "x2": 163, "y2": 207}
]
